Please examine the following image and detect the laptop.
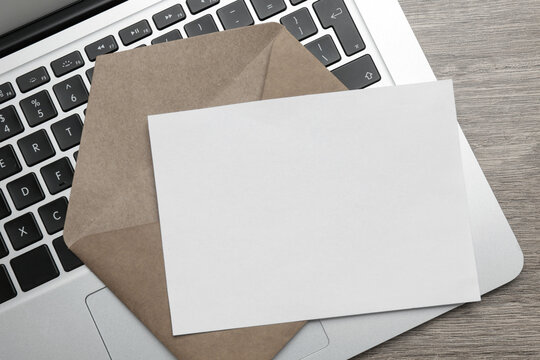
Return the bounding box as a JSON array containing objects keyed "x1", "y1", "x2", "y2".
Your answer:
[{"x1": 0, "y1": 0, "x2": 523, "y2": 359}]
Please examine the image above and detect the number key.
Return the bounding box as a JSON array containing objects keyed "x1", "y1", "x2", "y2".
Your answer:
[
  {"x1": 53, "y1": 75, "x2": 88, "y2": 112},
  {"x1": 0, "y1": 105, "x2": 24, "y2": 141},
  {"x1": 20, "y1": 91, "x2": 57, "y2": 127}
]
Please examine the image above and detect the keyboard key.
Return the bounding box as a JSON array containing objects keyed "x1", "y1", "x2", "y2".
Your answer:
[
  {"x1": 16, "y1": 67, "x2": 50, "y2": 93},
  {"x1": 20, "y1": 90, "x2": 57, "y2": 127},
  {"x1": 73, "y1": 151, "x2": 78, "y2": 161},
  {"x1": 38, "y1": 197, "x2": 68, "y2": 235},
  {"x1": 187, "y1": 0, "x2": 220, "y2": 14},
  {"x1": 51, "y1": 114, "x2": 83, "y2": 151},
  {"x1": 85, "y1": 35, "x2": 118, "y2": 61},
  {"x1": 4, "y1": 213, "x2": 42, "y2": 250},
  {"x1": 0, "y1": 190, "x2": 10, "y2": 220},
  {"x1": 0, "y1": 145, "x2": 21, "y2": 180},
  {"x1": 53, "y1": 75, "x2": 88, "y2": 112},
  {"x1": 0, "y1": 233, "x2": 7, "y2": 259},
  {"x1": 291, "y1": 0, "x2": 306, "y2": 4},
  {"x1": 50, "y1": 51, "x2": 85, "y2": 77},
  {"x1": 11, "y1": 245, "x2": 59, "y2": 292},
  {"x1": 153, "y1": 4, "x2": 186, "y2": 30},
  {"x1": 7, "y1": 173, "x2": 45, "y2": 210},
  {"x1": 332, "y1": 55, "x2": 380, "y2": 89},
  {"x1": 313, "y1": 0, "x2": 365, "y2": 56},
  {"x1": 151, "y1": 29, "x2": 183, "y2": 45},
  {"x1": 86, "y1": 67, "x2": 94, "y2": 83},
  {"x1": 280, "y1": 8, "x2": 317, "y2": 41},
  {"x1": 217, "y1": 0, "x2": 254, "y2": 30},
  {"x1": 305, "y1": 35, "x2": 341, "y2": 66},
  {"x1": 184, "y1": 15, "x2": 219, "y2": 37},
  {"x1": 0, "y1": 82, "x2": 16, "y2": 105},
  {"x1": 250, "y1": 0, "x2": 286, "y2": 20},
  {"x1": 40, "y1": 157, "x2": 74, "y2": 195},
  {"x1": 17, "y1": 129, "x2": 55, "y2": 166},
  {"x1": 119, "y1": 20, "x2": 152, "y2": 46},
  {"x1": 53, "y1": 237, "x2": 83, "y2": 272},
  {"x1": 0, "y1": 105, "x2": 24, "y2": 141},
  {"x1": 0, "y1": 265, "x2": 17, "y2": 304}
]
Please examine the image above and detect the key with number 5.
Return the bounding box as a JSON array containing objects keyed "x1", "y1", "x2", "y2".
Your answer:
[
  {"x1": 20, "y1": 91, "x2": 58, "y2": 127},
  {"x1": 53, "y1": 75, "x2": 89, "y2": 112}
]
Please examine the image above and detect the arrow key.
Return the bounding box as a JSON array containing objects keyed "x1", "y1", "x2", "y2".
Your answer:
[
  {"x1": 85, "y1": 35, "x2": 118, "y2": 61},
  {"x1": 53, "y1": 75, "x2": 88, "y2": 112}
]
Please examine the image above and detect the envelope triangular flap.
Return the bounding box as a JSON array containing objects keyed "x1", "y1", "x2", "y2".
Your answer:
[
  {"x1": 65, "y1": 23, "x2": 284, "y2": 247},
  {"x1": 64, "y1": 23, "x2": 347, "y2": 360}
]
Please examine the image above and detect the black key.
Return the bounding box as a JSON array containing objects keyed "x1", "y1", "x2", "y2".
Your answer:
[
  {"x1": 20, "y1": 90, "x2": 57, "y2": 127},
  {"x1": 151, "y1": 29, "x2": 183, "y2": 45},
  {"x1": 305, "y1": 35, "x2": 341, "y2": 66},
  {"x1": 51, "y1": 114, "x2": 83, "y2": 151},
  {"x1": 38, "y1": 197, "x2": 68, "y2": 235},
  {"x1": 4, "y1": 213, "x2": 43, "y2": 250},
  {"x1": 53, "y1": 237, "x2": 83, "y2": 272},
  {"x1": 73, "y1": 151, "x2": 78, "y2": 161},
  {"x1": 187, "y1": 0, "x2": 220, "y2": 14},
  {"x1": 313, "y1": 0, "x2": 365, "y2": 56},
  {"x1": 11, "y1": 245, "x2": 59, "y2": 292},
  {"x1": 119, "y1": 20, "x2": 152, "y2": 46},
  {"x1": 184, "y1": 15, "x2": 219, "y2": 37},
  {"x1": 332, "y1": 55, "x2": 380, "y2": 89},
  {"x1": 7, "y1": 173, "x2": 45, "y2": 210},
  {"x1": 40, "y1": 157, "x2": 74, "y2": 195},
  {"x1": 0, "y1": 190, "x2": 10, "y2": 220},
  {"x1": 250, "y1": 0, "x2": 286, "y2": 20},
  {"x1": 280, "y1": 8, "x2": 317, "y2": 41},
  {"x1": 86, "y1": 67, "x2": 94, "y2": 83},
  {"x1": 0, "y1": 82, "x2": 16, "y2": 104},
  {"x1": 153, "y1": 4, "x2": 186, "y2": 29},
  {"x1": 0, "y1": 145, "x2": 21, "y2": 180},
  {"x1": 53, "y1": 75, "x2": 88, "y2": 112},
  {"x1": 16, "y1": 67, "x2": 50, "y2": 93},
  {"x1": 85, "y1": 35, "x2": 118, "y2": 61},
  {"x1": 17, "y1": 129, "x2": 55, "y2": 166},
  {"x1": 0, "y1": 234, "x2": 7, "y2": 258},
  {"x1": 0, "y1": 265, "x2": 17, "y2": 304},
  {"x1": 218, "y1": 0, "x2": 254, "y2": 30},
  {"x1": 0, "y1": 105, "x2": 24, "y2": 141},
  {"x1": 291, "y1": 0, "x2": 306, "y2": 5},
  {"x1": 50, "y1": 51, "x2": 85, "y2": 77}
]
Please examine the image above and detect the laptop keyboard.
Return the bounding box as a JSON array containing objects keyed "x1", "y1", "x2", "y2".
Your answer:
[{"x1": 0, "y1": 0, "x2": 382, "y2": 306}]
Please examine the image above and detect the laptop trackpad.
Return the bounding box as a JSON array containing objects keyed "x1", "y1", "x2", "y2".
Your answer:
[
  {"x1": 87, "y1": 287, "x2": 329, "y2": 359},
  {"x1": 86, "y1": 288, "x2": 175, "y2": 360}
]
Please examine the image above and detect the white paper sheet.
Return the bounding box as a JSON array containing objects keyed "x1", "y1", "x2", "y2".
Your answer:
[{"x1": 148, "y1": 80, "x2": 480, "y2": 336}]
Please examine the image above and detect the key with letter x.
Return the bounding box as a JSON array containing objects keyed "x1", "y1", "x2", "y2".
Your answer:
[{"x1": 4, "y1": 213, "x2": 43, "y2": 250}]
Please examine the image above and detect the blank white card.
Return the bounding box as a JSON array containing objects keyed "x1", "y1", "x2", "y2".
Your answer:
[{"x1": 148, "y1": 80, "x2": 480, "y2": 336}]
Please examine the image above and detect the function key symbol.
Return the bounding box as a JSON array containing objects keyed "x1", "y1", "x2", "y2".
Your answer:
[{"x1": 365, "y1": 72, "x2": 373, "y2": 80}]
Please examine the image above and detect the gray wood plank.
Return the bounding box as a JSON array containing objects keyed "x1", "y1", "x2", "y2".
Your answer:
[{"x1": 352, "y1": 0, "x2": 540, "y2": 358}]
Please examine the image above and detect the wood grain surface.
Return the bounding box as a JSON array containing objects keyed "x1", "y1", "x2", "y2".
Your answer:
[{"x1": 352, "y1": 0, "x2": 540, "y2": 358}]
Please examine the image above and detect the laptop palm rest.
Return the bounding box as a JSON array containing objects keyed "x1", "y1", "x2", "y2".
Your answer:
[{"x1": 86, "y1": 287, "x2": 329, "y2": 359}]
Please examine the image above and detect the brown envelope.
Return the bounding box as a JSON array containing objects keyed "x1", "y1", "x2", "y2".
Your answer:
[{"x1": 63, "y1": 23, "x2": 346, "y2": 359}]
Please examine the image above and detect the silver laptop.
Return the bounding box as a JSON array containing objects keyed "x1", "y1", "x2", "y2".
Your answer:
[{"x1": 0, "y1": 0, "x2": 523, "y2": 359}]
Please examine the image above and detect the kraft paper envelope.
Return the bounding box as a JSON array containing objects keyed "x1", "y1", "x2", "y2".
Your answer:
[{"x1": 63, "y1": 23, "x2": 346, "y2": 360}]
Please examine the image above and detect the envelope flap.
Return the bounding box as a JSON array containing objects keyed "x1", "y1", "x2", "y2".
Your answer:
[
  {"x1": 71, "y1": 222, "x2": 305, "y2": 359},
  {"x1": 64, "y1": 24, "x2": 286, "y2": 248}
]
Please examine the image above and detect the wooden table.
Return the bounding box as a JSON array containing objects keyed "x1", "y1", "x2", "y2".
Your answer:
[{"x1": 352, "y1": 1, "x2": 540, "y2": 358}]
